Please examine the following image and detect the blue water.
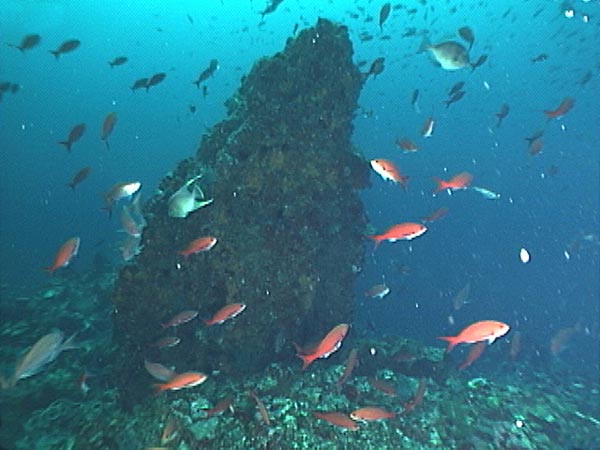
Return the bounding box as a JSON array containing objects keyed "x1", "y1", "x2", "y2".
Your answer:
[{"x1": 1, "y1": 0, "x2": 598, "y2": 380}]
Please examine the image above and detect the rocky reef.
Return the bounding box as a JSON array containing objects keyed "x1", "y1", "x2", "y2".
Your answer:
[{"x1": 111, "y1": 18, "x2": 369, "y2": 407}]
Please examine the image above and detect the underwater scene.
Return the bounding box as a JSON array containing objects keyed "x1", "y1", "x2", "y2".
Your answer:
[{"x1": 1, "y1": 0, "x2": 599, "y2": 449}]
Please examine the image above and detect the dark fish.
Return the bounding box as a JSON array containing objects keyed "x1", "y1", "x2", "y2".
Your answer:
[
  {"x1": 188, "y1": 104, "x2": 196, "y2": 114},
  {"x1": 359, "y1": 32, "x2": 374, "y2": 42},
  {"x1": 402, "y1": 28, "x2": 417, "y2": 38},
  {"x1": 379, "y1": 3, "x2": 391, "y2": 31},
  {"x1": 532, "y1": 7, "x2": 545, "y2": 18},
  {"x1": 579, "y1": 70, "x2": 592, "y2": 86},
  {"x1": 58, "y1": 123, "x2": 86, "y2": 152},
  {"x1": 292, "y1": 23, "x2": 299, "y2": 35},
  {"x1": 531, "y1": 53, "x2": 548, "y2": 63},
  {"x1": 528, "y1": 138, "x2": 543, "y2": 156},
  {"x1": 470, "y1": 54, "x2": 487, "y2": 72},
  {"x1": 261, "y1": 0, "x2": 284, "y2": 17},
  {"x1": 448, "y1": 81, "x2": 465, "y2": 96},
  {"x1": 67, "y1": 167, "x2": 91, "y2": 190},
  {"x1": 49, "y1": 39, "x2": 80, "y2": 59},
  {"x1": 8, "y1": 34, "x2": 41, "y2": 53},
  {"x1": 130, "y1": 78, "x2": 148, "y2": 92},
  {"x1": 443, "y1": 90, "x2": 465, "y2": 108},
  {"x1": 457, "y1": 26, "x2": 475, "y2": 51},
  {"x1": 202, "y1": 85, "x2": 208, "y2": 98},
  {"x1": 192, "y1": 60, "x2": 219, "y2": 88},
  {"x1": 411, "y1": 89, "x2": 420, "y2": 113},
  {"x1": 108, "y1": 56, "x2": 128, "y2": 68},
  {"x1": 364, "y1": 57, "x2": 385, "y2": 80},
  {"x1": 524, "y1": 130, "x2": 544, "y2": 145},
  {"x1": 101, "y1": 112, "x2": 117, "y2": 150},
  {"x1": 146, "y1": 72, "x2": 166, "y2": 91},
  {"x1": 187, "y1": 14, "x2": 194, "y2": 24},
  {"x1": 10, "y1": 83, "x2": 20, "y2": 94},
  {"x1": 495, "y1": 103, "x2": 509, "y2": 127},
  {"x1": 0, "y1": 81, "x2": 11, "y2": 93}
]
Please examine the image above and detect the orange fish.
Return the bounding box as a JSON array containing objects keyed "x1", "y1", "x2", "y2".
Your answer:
[
  {"x1": 201, "y1": 396, "x2": 234, "y2": 418},
  {"x1": 543, "y1": 97, "x2": 574, "y2": 120},
  {"x1": 312, "y1": 411, "x2": 359, "y2": 430},
  {"x1": 370, "y1": 159, "x2": 409, "y2": 189},
  {"x1": 101, "y1": 112, "x2": 117, "y2": 150},
  {"x1": 432, "y1": 172, "x2": 473, "y2": 193},
  {"x1": 44, "y1": 237, "x2": 80, "y2": 273},
  {"x1": 154, "y1": 371, "x2": 207, "y2": 392},
  {"x1": 335, "y1": 348, "x2": 359, "y2": 388},
  {"x1": 421, "y1": 206, "x2": 448, "y2": 223},
  {"x1": 458, "y1": 341, "x2": 487, "y2": 370},
  {"x1": 438, "y1": 320, "x2": 510, "y2": 352},
  {"x1": 177, "y1": 236, "x2": 217, "y2": 258},
  {"x1": 395, "y1": 138, "x2": 419, "y2": 153},
  {"x1": 421, "y1": 117, "x2": 435, "y2": 138},
  {"x1": 367, "y1": 222, "x2": 427, "y2": 250},
  {"x1": 295, "y1": 323, "x2": 349, "y2": 370},
  {"x1": 368, "y1": 378, "x2": 397, "y2": 396},
  {"x1": 204, "y1": 303, "x2": 246, "y2": 326},
  {"x1": 350, "y1": 406, "x2": 395, "y2": 422},
  {"x1": 161, "y1": 310, "x2": 198, "y2": 328}
]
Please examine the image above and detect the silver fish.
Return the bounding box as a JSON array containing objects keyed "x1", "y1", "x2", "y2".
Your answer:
[
  {"x1": 420, "y1": 39, "x2": 471, "y2": 71},
  {"x1": 168, "y1": 175, "x2": 213, "y2": 218},
  {"x1": 471, "y1": 186, "x2": 500, "y2": 200}
]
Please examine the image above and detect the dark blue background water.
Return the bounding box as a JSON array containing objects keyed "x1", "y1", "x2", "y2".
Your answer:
[{"x1": 1, "y1": 1, "x2": 598, "y2": 375}]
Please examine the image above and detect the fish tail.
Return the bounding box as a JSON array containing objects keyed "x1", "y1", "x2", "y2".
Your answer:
[
  {"x1": 192, "y1": 80, "x2": 200, "y2": 89},
  {"x1": 417, "y1": 37, "x2": 430, "y2": 54},
  {"x1": 296, "y1": 353, "x2": 313, "y2": 370},
  {"x1": 67, "y1": 182, "x2": 75, "y2": 191},
  {"x1": 437, "y1": 336, "x2": 458, "y2": 353},
  {"x1": 104, "y1": 140, "x2": 110, "y2": 151},
  {"x1": 432, "y1": 177, "x2": 445, "y2": 193},
  {"x1": 42, "y1": 266, "x2": 55, "y2": 273},
  {"x1": 58, "y1": 141, "x2": 71, "y2": 152},
  {"x1": 49, "y1": 50, "x2": 59, "y2": 59}
]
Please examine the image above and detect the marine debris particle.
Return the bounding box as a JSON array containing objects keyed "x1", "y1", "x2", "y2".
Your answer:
[{"x1": 110, "y1": 18, "x2": 369, "y2": 407}]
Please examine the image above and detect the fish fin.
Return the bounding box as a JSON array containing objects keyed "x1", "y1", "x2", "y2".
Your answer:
[
  {"x1": 61, "y1": 332, "x2": 79, "y2": 352},
  {"x1": 58, "y1": 141, "x2": 71, "y2": 152},
  {"x1": 192, "y1": 80, "x2": 200, "y2": 89},
  {"x1": 296, "y1": 352, "x2": 313, "y2": 370},
  {"x1": 431, "y1": 177, "x2": 446, "y2": 193},
  {"x1": 49, "y1": 50, "x2": 59, "y2": 59},
  {"x1": 417, "y1": 37, "x2": 431, "y2": 54},
  {"x1": 437, "y1": 336, "x2": 458, "y2": 353}
]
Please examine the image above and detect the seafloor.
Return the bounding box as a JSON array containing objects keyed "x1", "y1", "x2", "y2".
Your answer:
[{"x1": 0, "y1": 270, "x2": 598, "y2": 450}]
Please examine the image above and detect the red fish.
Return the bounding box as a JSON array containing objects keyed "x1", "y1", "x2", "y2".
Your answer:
[
  {"x1": 438, "y1": 320, "x2": 510, "y2": 352},
  {"x1": 154, "y1": 371, "x2": 207, "y2": 392},
  {"x1": 543, "y1": 97, "x2": 574, "y2": 120},
  {"x1": 101, "y1": 112, "x2": 117, "y2": 150},
  {"x1": 201, "y1": 396, "x2": 234, "y2": 418},
  {"x1": 421, "y1": 206, "x2": 448, "y2": 223},
  {"x1": 350, "y1": 406, "x2": 395, "y2": 422},
  {"x1": 295, "y1": 324, "x2": 349, "y2": 370},
  {"x1": 370, "y1": 159, "x2": 409, "y2": 189},
  {"x1": 151, "y1": 336, "x2": 181, "y2": 349},
  {"x1": 458, "y1": 341, "x2": 487, "y2": 370},
  {"x1": 368, "y1": 377, "x2": 397, "y2": 396},
  {"x1": 335, "y1": 348, "x2": 359, "y2": 388},
  {"x1": 432, "y1": 172, "x2": 473, "y2": 193},
  {"x1": 395, "y1": 138, "x2": 419, "y2": 153},
  {"x1": 421, "y1": 117, "x2": 435, "y2": 138},
  {"x1": 312, "y1": 411, "x2": 359, "y2": 430},
  {"x1": 204, "y1": 303, "x2": 246, "y2": 326},
  {"x1": 44, "y1": 237, "x2": 80, "y2": 273},
  {"x1": 177, "y1": 236, "x2": 217, "y2": 258},
  {"x1": 367, "y1": 223, "x2": 427, "y2": 250},
  {"x1": 403, "y1": 378, "x2": 427, "y2": 414},
  {"x1": 161, "y1": 310, "x2": 198, "y2": 328}
]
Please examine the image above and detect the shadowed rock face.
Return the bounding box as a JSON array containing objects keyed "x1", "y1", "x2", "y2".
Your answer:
[{"x1": 111, "y1": 18, "x2": 369, "y2": 407}]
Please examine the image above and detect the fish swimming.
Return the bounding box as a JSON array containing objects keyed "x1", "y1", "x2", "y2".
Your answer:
[
  {"x1": 108, "y1": 56, "x2": 128, "y2": 68},
  {"x1": 8, "y1": 34, "x2": 41, "y2": 53},
  {"x1": 44, "y1": 237, "x2": 80, "y2": 273},
  {"x1": 67, "y1": 166, "x2": 91, "y2": 190},
  {"x1": 367, "y1": 223, "x2": 427, "y2": 249},
  {"x1": 103, "y1": 181, "x2": 141, "y2": 216},
  {"x1": 204, "y1": 303, "x2": 246, "y2": 326},
  {"x1": 370, "y1": 159, "x2": 409, "y2": 189},
  {"x1": 58, "y1": 123, "x2": 86, "y2": 152},
  {"x1": 193, "y1": 60, "x2": 219, "y2": 88},
  {"x1": 49, "y1": 39, "x2": 80, "y2": 59},
  {"x1": 154, "y1": 371, "x2": 207, "y2": 392},
  {"x1": 419, "y1": 38, "x2": 471, "y2": 70},
  {"x1": 470, "y1": 186, "x2": 500, "y2": 200},
  {"x1": 101, "y1": 112, "x2": 117, "y2": 150},
  {"x1": 312, "y1": 411, "x2": 359, "y2": 430},
  {"x1": 432, "y1": 172, "x2": 473, "y2": 193},
  {"x1": 295, "y1": 323, "x2": 349, "y2": 370},
  {"x1": 168, "y1": 175, "x2": 213, "y2": 218},
  {"x1": 438, "y1": 320, "x2": 510, "y2": 352},
  {"x1": 177, "y1": 236, "x2": 217, "y2": 257}
]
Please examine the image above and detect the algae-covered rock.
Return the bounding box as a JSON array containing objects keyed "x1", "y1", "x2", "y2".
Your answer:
[{"x1": 110, "y1": 18, "x2": 369, "y2": 407}]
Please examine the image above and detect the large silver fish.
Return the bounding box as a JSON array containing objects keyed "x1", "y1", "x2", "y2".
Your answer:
[
  {"x1": 168, "y1": 175, "x2": 213, "y2": 218},
  {"x1": 420, "y1": 38, "x2": 471, "y2": 71},
  {"x1": 11, "y1": 330, "x2": 77, "y2": 386}
]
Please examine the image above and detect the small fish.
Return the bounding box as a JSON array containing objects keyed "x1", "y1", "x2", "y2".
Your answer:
[
  {"x1": 120, "y1": 234, "x2": 143, "y2": 261},
  {"x1": 419, "y1": 39, "x2": 470, "y2": 71},
  {"x1": 524, "y1": 130, "x2": 544, "y2": 145},
  {"x1": 470, "y1": 186, "x2": 500, "y2": 200},
  {"x1": 528, "y1": 138, "x2": 543, "y2": 156},
  {"x1": 154, "y1": 371, "x2": 207, "y2": 392},
  {"x1": 161, "y1": 310, "x2": 199, "y2": 329},
  {"x1": 248, "y1": 390, "x2": 271, "y2": 425},
  {"x1": 395, "y1": 138, "x2": 418, "y2": 153},
  {"x1": 368, "y1": 378, "x2": 397, "y2": 396},
  {"x1": 204, "y1": 303, "x2": 246, "y2": 326},
  {"x1": 370, "y1": 159, "x2": 409, "y2": 189},
  {"x1": 470, "y1": 54, "x2": 487, "y2": 72},
  {"x1": 152, "y1": 336, "x2": 181, "y2": 349},
  {"x1": 168, "y1": 175, "x2": 213, "y2": 218},
  {"x1": 44, "y1": 237, "x2": 80, "y2": 273},
  {"x1": 379, "y1": 3, "x2": 391, "y2": 31},
  {"x1": 495, "y1": 103, "x2": 509, "y2": 127},
  {"x1": 367, "y1": 223, "x2": 427, "y2": 250},
  {"x1": 260, "y1": 0, "x2": 285, "y2": 18},
  {"x1": 119, "y1": 205, "x2": 143, "y2": 237},
  {"x1": 201, "y1": 396, "x2": 234, "y2": 418},
  {"x1": 403, "y1": 378, "x2": 427, "y2": 414},
  {"x1": 411, "y1": 89, "x2": 420, "y2": 113},
  {"x1": 67, "y1": 166, "x2": 91, "y2": 190},
  {"x1": 103, "y1": 181, "x2": 141, "y2": 215},
  {"x1": 312, "y1": 411, "x2": 359, "y2": 430},
  {"x1": 543, "y1": 97, "x2": 574, "y2": 120},
  {"x1": 160, "y1": 415, "x2": 178, "y2": 445},
  {"x1": 421, "y1": 117, "x2": 435, "y2": 138},
  {"x1": 531, "y1": 53, "x2": 548, "y2": 63},
  {"x1": 177, "y1": 236, "x2": 218, "y2": 258},
  {"x1": 443, "y1": 90, "x2": 466, "y2": 108},
  {"x1": 49, "y1": 39, "x2": 80, "y2": 59},
  {"x1": 58, "y1": 123, "x2": 86, "y2": 152},
  {"x1": 451, "y1": 282, "x2": 471, "y2": 311},
  {"x1": 130, "y1": 78, "x2": 148, "y2": 92},
  {"x1": 295, "y1": 324, "x2": 349, "y2": 370},
  {"x1": 335, "y1": 348, "x2": 359, "y2": 388},
  {"x1": 432, "y1": 172, "x2": 473, "y2": 193},
  {"x1": 101, "y1": 112, "x2": 117, "y2": 150},
  {"x1": 578, "y1": 70, "x2": 592, "y2": 86},
  {"x1": 448, "y1": 81, "x2": 465, "y2": 97},
  {"x1": 421, "y1": 207, "x2": 448, "y2": 223},
  {"x1": 364, "y1": 283, "x2": 390, "y2": 299},
  {"x1": 192, "y1": 60, "x2": 219, "y2": 88},
  {"x1": 550, "y1": 324, "x2": 580, "y2": 355},
  {"x1": 438, "y1": 320, "x2": 510, "y2": 352},
  {"x1": 144, "y1": 360, "x2": 177, "y2": 382},
  {"x1": 350, "y1": 407, "x2": 395, "y2": 422},
  {"x1": 363, "y1": 57, "x2": 385, "y2": 80},
  {"x1": 458, "y1": 341, "x2": 486, "y2": 370},
  {"x1": 457, "y1": 26, "x2": 475, "y2": 51},
  {"x1": 146, "y1": 72, "x2": 166, "y2": 91},
  {"x1": 108, "y1": 56, "x2": 128, "y2": 68},
  {"x1": 8, "y1": 34, "x2": 41, "y2": 53}
]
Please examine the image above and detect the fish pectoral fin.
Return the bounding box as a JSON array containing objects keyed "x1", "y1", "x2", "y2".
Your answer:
[
  {"x1": 193, "y1": 198, "x2": 213, "y2": 210},
  {"x1": 193, "y1": 184, "x2": 206, "y2": 199}
]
